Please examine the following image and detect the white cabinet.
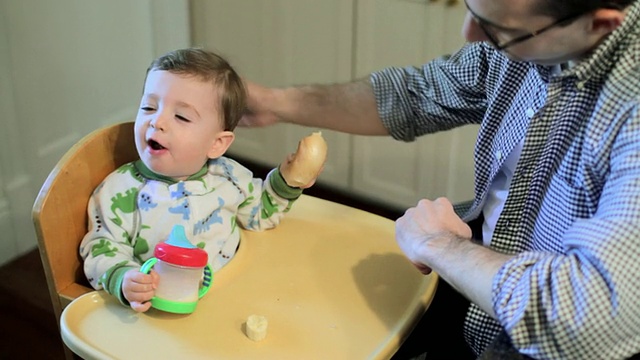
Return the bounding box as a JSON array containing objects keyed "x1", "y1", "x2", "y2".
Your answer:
[
  {"x1": 191, "y1": 0, "x2": 353, "y2": 190},
  {"x1": 191, "y1": 0, "x2": 477, "y2": 209}
]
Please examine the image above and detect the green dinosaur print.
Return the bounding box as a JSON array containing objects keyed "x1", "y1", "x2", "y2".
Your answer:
[
  {"x1": 131, "y1": 225, "x2": 151, "y2": 262},
  {"x1": 133, "y1": 236, "x2": 149, "y2": 260},
  {"x1": 110, "y1": 188, "x2": 138, "y2": 226},
  {"x1": 238, "y1": 196, "x2": 255, "y2": 209},
  {"x1": 91, "y1": 239, "x2": 118, "y2": 258},
  {"x1": 120, "y1": 230, "x2": 132, "y2": 245},
  {"x1": 116, "y1": 163, "x2": 138, "y2": 177},
  {"x1": 230, "y1": 215, "x2": 237, "y2": 233},
  {"x1": 261, "y1": 192, "x2": 279, "y2": 219},
  {"x1": 238, "y1": 183, "x2": 256, "y2": 209}
]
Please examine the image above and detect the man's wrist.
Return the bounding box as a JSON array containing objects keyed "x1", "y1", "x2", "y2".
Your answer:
[{"x1": 424, "y1": 233, "x2": 473, "y2": 269}]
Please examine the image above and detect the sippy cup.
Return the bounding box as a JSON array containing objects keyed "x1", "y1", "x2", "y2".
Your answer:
[{"x1": 140, "y1": 225, "x2": 213, "y2": 314}]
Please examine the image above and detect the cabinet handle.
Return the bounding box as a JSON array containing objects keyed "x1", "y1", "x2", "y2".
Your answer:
[{"x1": 446, "y1": 0, "x2": 459, "y2": 5}]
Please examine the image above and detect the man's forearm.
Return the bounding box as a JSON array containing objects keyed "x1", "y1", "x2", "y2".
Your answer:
[
  {"x1": 428, "y1": 235, "x2": 513, "y2": 318},
  {"x1": 274, "y1": 78, "x2": 389, "y2": 135}
]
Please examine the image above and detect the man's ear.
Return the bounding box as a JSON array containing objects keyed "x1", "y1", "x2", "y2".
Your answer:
[
  {"x1": 590, "y1": 8, "x2": 625, "y2": 36},
  {"x1": 207, "y1": 131, "x2": 235, "y2": 159}
]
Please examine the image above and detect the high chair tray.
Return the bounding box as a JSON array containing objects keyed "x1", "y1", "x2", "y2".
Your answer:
[{"x1": 61, "y1": 195, "x2": 438, "y2": 360}]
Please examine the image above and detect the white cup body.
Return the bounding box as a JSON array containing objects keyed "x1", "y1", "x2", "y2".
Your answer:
[{"x1": 154, "y1": 260, "x2": 202, "y2": 303}]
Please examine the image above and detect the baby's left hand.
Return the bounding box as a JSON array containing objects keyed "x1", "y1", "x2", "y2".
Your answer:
[{"x1": 280, "y1": 132, "x2": 328, "y2": 189}]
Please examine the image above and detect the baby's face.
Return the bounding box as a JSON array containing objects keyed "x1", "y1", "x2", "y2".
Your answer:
[{"x1": 135, "y1": 70, "x2": 225, "y2": 180}]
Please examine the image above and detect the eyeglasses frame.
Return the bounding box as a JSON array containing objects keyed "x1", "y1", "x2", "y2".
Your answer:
[{"x1": 464, "y1": 0, "x2": 595, "y2": 50}]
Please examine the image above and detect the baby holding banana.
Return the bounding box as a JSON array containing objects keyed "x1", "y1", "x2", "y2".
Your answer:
[{"x1": 79, "y1": 48, "x2": 327, "y2": 313}]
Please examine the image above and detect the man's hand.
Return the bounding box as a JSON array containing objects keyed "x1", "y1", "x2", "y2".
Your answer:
[
  {"x1": 395, "y1": 197, "x2": 472, "y2": 274},
  {"x1": 122, "y1": 268, "x2": 159, "y2": 312},
  {"x1": 238, "y1": 81, "x2": 281, "y2": 128}
]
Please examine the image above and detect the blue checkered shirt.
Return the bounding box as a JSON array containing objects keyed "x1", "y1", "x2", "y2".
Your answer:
[{"x1": 371, "y1": 2, "x2": 640, "y2": 359}]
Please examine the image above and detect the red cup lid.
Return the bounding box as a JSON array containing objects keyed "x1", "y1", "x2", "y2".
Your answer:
[
  {"x1": 154, "y1": 242, "x2": 208, "y2": 267},
  {"x1": 153, "y1": 225, "x2": 208, "y2": 267}
]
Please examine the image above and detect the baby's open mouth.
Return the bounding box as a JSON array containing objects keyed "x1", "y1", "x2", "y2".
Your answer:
[{"x1": 148, "y1": 139, "x2": 166, "y2": 150}]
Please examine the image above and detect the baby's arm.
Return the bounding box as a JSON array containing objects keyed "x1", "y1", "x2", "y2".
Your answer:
[
  {"x1": 235, "y1": 133, "x2": 327, "y2": 230},
  {"x1": 222, "y1": 158, "x2": 298, "y2": 231},
  {"x1": 79, "y1": 167, "x2": 148, "y2": 307}
]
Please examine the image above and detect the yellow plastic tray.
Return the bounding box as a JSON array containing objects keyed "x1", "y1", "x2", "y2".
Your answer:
[{"x1": 61, "y1": 195, "x2": 438, "y2": 360}]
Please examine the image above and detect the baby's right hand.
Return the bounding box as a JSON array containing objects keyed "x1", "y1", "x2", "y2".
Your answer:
[{"x1": 122, "y1": 268, "x2": 159, "y2": 312}]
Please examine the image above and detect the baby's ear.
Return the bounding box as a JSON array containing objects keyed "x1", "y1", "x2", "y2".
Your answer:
[{"x1": 207, "y1": 131, "x2": 235, "y2": 159}]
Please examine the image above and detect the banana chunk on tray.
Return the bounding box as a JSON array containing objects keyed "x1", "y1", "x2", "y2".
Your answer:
[{"x1": 245, "y1": 314, "x2": 268, "y2": 341}]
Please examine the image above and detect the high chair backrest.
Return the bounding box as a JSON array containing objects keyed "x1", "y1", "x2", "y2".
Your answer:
[{"x1": 32, "y1": 121, "x2": 137, "y2": 324}]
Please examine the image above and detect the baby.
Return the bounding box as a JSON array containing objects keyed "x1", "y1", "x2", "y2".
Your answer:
[{"x1": 80, "y1": 48, "x2": 323, "y2": 312}]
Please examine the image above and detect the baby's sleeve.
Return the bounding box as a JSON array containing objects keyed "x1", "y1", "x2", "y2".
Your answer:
[
  {"x1": 79, "y1": 167, "x2": 142, "y2": 304},
  {"x1": 230, "y1": 160, "x2": 302, "y2": 231}
]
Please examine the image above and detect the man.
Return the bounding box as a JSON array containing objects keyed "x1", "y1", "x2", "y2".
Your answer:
[{"x1": 241, "y1": 0, "x2": 640, "y2": 358}]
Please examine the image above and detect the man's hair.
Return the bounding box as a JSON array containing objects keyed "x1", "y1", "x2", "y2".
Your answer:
[
  {"x1": 535, "y1": 0, "x2": 635, "y2": 19},
  {"x1": 146, "y1": 48, "x2": 246, "y2": 131}
]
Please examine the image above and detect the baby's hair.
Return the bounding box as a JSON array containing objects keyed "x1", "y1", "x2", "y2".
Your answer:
[{"x1": 146, "y1": 48, "x2": 246, "y2": 131}]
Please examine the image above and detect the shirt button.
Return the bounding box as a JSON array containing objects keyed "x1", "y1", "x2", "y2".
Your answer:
[
  {"x1": 576, "y1": 81, "x2": 585, "y2": 89},
  {"x1": 495, "y1": 151, "x2": 502, "y2": 161},
  {"x1": 526, "y1": 108, "x2": 535, "y2": 118}
]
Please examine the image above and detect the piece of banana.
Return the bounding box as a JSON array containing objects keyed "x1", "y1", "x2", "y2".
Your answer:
[{"x1": 245, "y1": 314, "x2": 268, "y2": 341}]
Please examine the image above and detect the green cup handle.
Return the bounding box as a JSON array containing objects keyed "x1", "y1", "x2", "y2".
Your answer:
[
  {"x1": 199, "y1": 264, "x2": 213, "y2": 298},
  {"x1": 140, "y1": 257, "x2": 158, "y2": 274}
]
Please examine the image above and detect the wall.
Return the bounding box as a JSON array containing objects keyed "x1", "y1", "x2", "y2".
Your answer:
[
  {"x1": 0, "y1": 0, "x2": 475, "y2": 266},
  {"x1": 0, "y1": 0, "x2": 189, "y2": 265},
  {"x1": 191, "y1": 0, "x2": 476, "y2": 209}
]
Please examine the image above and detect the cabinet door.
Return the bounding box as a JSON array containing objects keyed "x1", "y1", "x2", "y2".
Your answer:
[
  {"x1": 191, "y1": 0, "x2": 354, "y2": 189},
  {"x1": 353, "y1": 0, "x2": 477, "y2": 208}
]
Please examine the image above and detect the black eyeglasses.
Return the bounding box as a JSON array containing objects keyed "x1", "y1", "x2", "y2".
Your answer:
[{"x1": 464, "y1": 0, "x2": 588, "y2": 50}]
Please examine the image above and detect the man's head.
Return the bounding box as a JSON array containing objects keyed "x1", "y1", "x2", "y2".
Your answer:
[
  {"x1": 135, "y1": 48, "x2": 246, "y2": 180},
  {"x1": 462, "y1": 0, "x2": 633, "y2": 64}
]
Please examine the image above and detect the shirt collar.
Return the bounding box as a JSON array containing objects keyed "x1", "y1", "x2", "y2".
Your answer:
[
  {"x1": 534, "y1": 2, "x2": 640, "y2": 83},
  {"x1": 134, "y1": 159, "x2": 209, "y2": 184}
]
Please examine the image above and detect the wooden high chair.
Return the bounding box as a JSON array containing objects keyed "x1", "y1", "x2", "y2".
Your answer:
[{"x1": 32, "y1": 121, "x2": 137, "y2": 357}]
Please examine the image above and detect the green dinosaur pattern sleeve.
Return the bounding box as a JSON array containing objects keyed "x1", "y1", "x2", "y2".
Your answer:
[
  {"x1": 79, "y1": 163, "x2": 144, "y2": 298},
  {"x1": 228, "y1": 160, "x2": 301, "y2": 232}
]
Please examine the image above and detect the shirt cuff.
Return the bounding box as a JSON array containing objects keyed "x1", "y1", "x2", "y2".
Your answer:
[
  {"x1": 103, "y1": 264, "x2": 137, "y2": 306},
  {"x1": 269, "y1": 168, "x2": 303, "y2": 200}
]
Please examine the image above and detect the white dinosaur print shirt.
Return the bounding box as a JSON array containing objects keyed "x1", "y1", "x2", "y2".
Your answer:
[{"x1": 80, "y1": 156, "x2": 301, "y2": 305}]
